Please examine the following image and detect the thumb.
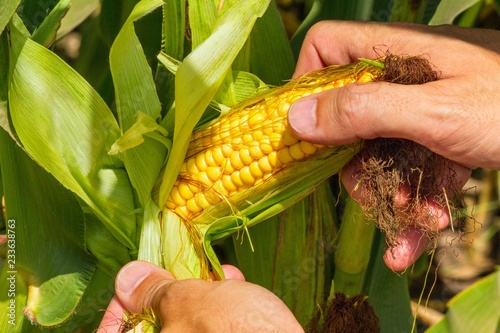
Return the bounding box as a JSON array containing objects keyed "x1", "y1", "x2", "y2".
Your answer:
[
  {"x1": 114, "y1": 261, "x2": 175, "y2": 314},
  {"x1": 288, "y1": 81, "x2": 430, "y2": 146}
]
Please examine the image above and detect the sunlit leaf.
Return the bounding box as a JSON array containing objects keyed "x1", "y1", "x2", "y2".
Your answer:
[
  {"x1": 0, "y1": 0, "x2": 19, "y2": 35},
  {"x1": 426, "y1": 270, "x2": 500, "y2": 333},
  {"x1": 9, "y1": 23, "x2": 137, "y2": 251},
  {"x1": 429, "y1": 0, "x2": 482, "y2": 24},
  {"x1": 32, "y1": 0, "x2": 71, "y2": 47},
  {"x1": 0, "y1": 129, "x2": 96, "y2": 328},
  {"x1": 58, "y1": 0, "x2": 100, "y2": 38}
]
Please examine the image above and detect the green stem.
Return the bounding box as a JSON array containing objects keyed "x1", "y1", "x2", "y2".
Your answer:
[
  {"x1": 334, "y1": 197, "x2": 375, "y2": 296},
  {"x1": 359, "y1": 57, "x2": 385, "y2": 70}
]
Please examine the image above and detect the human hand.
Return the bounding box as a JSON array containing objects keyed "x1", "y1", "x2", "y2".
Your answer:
[
  {"x1": 98, "y1": 261, "x2": 303, "y2": 333},
  {"x1": 288, "y1": 21, "x2": 500, "y2": 270}
]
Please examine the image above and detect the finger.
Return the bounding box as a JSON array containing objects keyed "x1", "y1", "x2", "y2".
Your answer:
[
  {"x1": 222, "y1": 264, "x2": 245, "y2": 281},
  {"x1": 97, "y1": 296, "x2": 126, "y2": 333},
  {"x1": 289, "y1": 81, "x2": 431, "y2": 145},
  {"x1": 288, "y1": 81, "x2": 480, "y2": 169},
  {"x1": 294, "y1": 21, "x2": 381, "y2": 76},
  {"x1": 114, "y1": 261, "x2": 176, "y2": 314},
  {"x1": 383, "y1": 226, "x2": 429, "y2": 271},
  {"x1": 294, "y1": 21, "x2": 466, "y2": 77}
]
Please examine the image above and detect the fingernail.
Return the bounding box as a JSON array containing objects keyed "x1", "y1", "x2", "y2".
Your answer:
[
  {"x1": 289, "y1": 98, "x2": 317, "y2": 133},
  {"x1": 116, "y1": 261, "x2": 151, "y2": 295}
]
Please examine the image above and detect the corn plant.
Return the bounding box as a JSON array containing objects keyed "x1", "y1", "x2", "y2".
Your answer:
[{"x1": 0, "y1": 0, "x2": 498, "y2": 332}]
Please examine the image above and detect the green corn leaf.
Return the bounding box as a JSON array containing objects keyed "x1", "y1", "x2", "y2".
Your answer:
[
  {"x1": 0, "y1": 129, "x2": 96, "y2": 328},
  {"x1": 109, "y1": 0, "x2": 167, "y2": 263},
  {"x1": 426, "y1": 269, "x2": 500, "y2": 333},
  {"x1": 189, "y1": 0, "x2": 237, "y2": 108},
  {"x1": 0, "y1": 0, "x2": 19, "y2": 36},
  {"x1": 235, "y1": 0, "x2": 295, "y2": 85},
  {"x1": 109, "y1": 0, "x2": 165, "y2": 206},
  {"x1": 157, "y1": 0, "x2": 185, "y2": 114},
  {"x1": 110, "y1": 0, "x2": 163, "y2": 131},
  {"x1": 8, "y1": 21, "x2": 137, "y2": 251},
  {"x1": 365, "y1": 231, "x2": 413, "y2": 333},
  {"x1": 429, "y1": 0, "x2": 482, "y2": 24},
  {"x1": 31, "y1": 0, "x2": 71, "y2": 47},
  {"x1": 229, "y1": 181, "x2": 337, "y2": 326},
  {"x1": 57, "y1": 0, "x2": 100, "y2": 38}
]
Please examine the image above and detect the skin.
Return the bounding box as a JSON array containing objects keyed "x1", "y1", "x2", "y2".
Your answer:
[
  {"x1": 99, "y1": 22, "x2": 500, "y2": 332},
  {"x1": 98, "y1": 261, "x2": 303, "y2": 333}
]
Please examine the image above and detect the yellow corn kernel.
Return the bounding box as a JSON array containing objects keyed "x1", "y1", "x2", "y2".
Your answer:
[
  {"x1": 207, "y1": 166, "x2": 222, "y2": 182},
  {"x1": 178, "y1": 181, "x2": 194, "y2": 200},
  {"x1": 186, "y1": 158, "x2": 199, "y2": 174},
  {"x1": 249, "y1": 145, "x2": 264, "y2": 159},
  {"x1": 267, "y1": 151, "x2": 283, "y2": 169},
  {"x1": 270, "y1": 132, "x2": 285, "y2": 150},
  {"x1": 222, "y1": 174, "x2": 238, "y2": 193},
  {"x1": 195, "y1": 153, "x2": 208, "y2": 171},
  {"x1": 222, "y1": 144, "x2": 233, "y2": 157},
  {"x1": 186, "y1": 198, "x2": 203, "y2": 214},
  {"x1": 222, "y1": 159, "x2": 235, "y2": 174},
  {"x1": 249, "y1": 161, "x2": 264, "y2": 179},
  {"x1": 289, "y1": 143, "x2": 306, "y2": 160},
  {"x1": 281, "y1": 130, "x2": 298, "y2": 146},
  {"x1": 277, "y1": 147, "x2": 294, "y2": 164},
  {"x1": 260, "y1": 142, "x2": 274, "y2": 155},
  {"x1": 258, "y1": 155, "x2": 273, "y2": 173},
  {"x1": 230, "y1": 171, "x2": 245, "y2": 188},
  {"x1": 239, "y1": 166, "x2": 255, "y2": 186},
  {"x1": 248, "y1": 111, "x2": 265, "y2": 128},
  {"x1": 212, "y1": 146, "x2": 225, "y2": 165},
  {"x1": 204, "y1": 150, "x2": 217, "y2": 167},
  {"x1": 238, "y1": 147, "x2": 252, "y2": 165},
  {"x1": 170, "y1": 186, "x2": 186, "y2": 207},
  {"x1": 230, "y1": 151, "x2": 244, "y2": 170},
  {"x1": 300, "y1": 141, "x2": 319, "y2": 155},
  {"x1": 194, "y1": 193, "x2": 211, "y2": 209},
  {"x1": 188, "y1": 183, "x2": 202, "y2": 194}
]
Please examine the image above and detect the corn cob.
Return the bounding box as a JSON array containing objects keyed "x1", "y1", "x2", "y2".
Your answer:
[{"x1": 165, "y1": 62, "x2": 381, "y2": 220}]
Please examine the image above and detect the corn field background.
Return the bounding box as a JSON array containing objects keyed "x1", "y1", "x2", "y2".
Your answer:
[{"x1": 0, "y1": 0, "x2": 499, "y2": 333}]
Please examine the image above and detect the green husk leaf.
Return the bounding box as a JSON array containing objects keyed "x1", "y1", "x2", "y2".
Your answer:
[
  {"x1": 158, "y1": 0, "x2": 271, "y2": 208},
  {"x1": 137, "y1": 201, "x2": 162, "y2": 266},
  {"x1": 108, "y1": 111, "x2": 169, "y2": 155},
  {"x1": 8, "y1": 22, "x2": 137, "y2": 251},
  {"x1": 162, "y1": 210, "x2": 205, "y2": 279}
]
